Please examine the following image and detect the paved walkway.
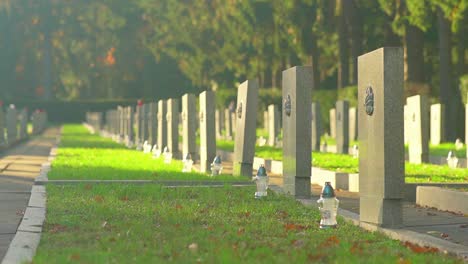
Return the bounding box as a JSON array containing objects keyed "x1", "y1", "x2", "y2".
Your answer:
[{"x1": 0, "y1": 127, "x2": 59, "y2": 260}]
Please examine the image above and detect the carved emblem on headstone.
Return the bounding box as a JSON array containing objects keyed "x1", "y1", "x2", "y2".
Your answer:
[
  {"x1": 199, "y1": 111, "x2": 204, "y2": 123},
  {"x1": 237, "y1": 102, "x2": 243, "y2": 119},
  {"x1": 284, "y1": 95, "x2": 291, "y2": 117},
  {"x1": 364, "y1": 86, "x2": 374, "y2": 116}
]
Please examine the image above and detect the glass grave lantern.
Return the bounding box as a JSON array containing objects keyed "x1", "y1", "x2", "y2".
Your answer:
[
  {"x1": 182, "y1": 153, "x2": 193, "y2": 173},
  {"x1": 447, "y1": 150, "x2": 458, "y2": 169},
  {"x1": 152, "y1": 144, "x2": 161, "y2": 158},
  {"x1": 210, "y1": 155, "x2": 223, "y2": 176},
  {"x1": 252, "y1": 164, "x2": 269, "y2": 198},
  {"x1": 163, "y1": 146, "x2": 172, "y2": 164},
  {"x1": 317, "y1": 182, "x2": 339, "y2": 229},
  {"x1": 143, "y1": 140, "x2": 151, "y2": 153}
]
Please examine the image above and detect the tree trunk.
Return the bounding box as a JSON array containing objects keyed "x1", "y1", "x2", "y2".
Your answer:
[
  {"x1": 337, "y1": 0, "x2": 349, "y2": 89},
  {"x1": 405, "y1": 25, "x2": 425, "y2": 83},
  {"x1": 348, "y1": 0, "x2": 362, "y2": 85},
  {"x1": 437, "y1": 8, "x2": 462, "y2": 141}
]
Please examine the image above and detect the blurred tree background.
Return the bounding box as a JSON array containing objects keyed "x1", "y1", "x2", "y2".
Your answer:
[{"x1": 0, "y1": 0, "x2": 467, "y2": 137}]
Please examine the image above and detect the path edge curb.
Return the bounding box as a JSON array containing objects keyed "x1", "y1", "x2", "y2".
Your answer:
[{"x1": 1, "y1": 126, "x2": 62, "y2": 264}]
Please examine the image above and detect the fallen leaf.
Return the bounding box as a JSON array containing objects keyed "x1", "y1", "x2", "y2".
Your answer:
[
  {"x1": 49, "y1": 224, "x2": 68, "y2": 233},
  {"x1": 284, "y1": 223, "x2": 308, "y2": 232},
  {"x1": 276, "y1": 210, "x2": 289, "y2": 219},
  {"x1": 440, "y1": 233, "x2": 449, "y2": 239},
  {"x1": 175, "y1": 204, "x2": 182, "y2": 209},
  {"x1": 397, "y1": 257, "x2": 411, "y2": 264},
  {"x1": 94, "y1": 195, "x2": 104, "y2": 203},
  {"x1": 350, "y1": 242, "x2": 363, "y2": 254},
  {"x1": 84, "y1": 184, "x2": 92, "y2": 190},
  {"x1": 403, "y1": 241, "x2": 439, "y2": 253},
  {"x1": 120, "y1": 196, "x2": 129, "y2": 201},
  {"x1": 318, "y1": 235, "x2": 340, "y2": 248},
  {"x1": 308, "y1": 253, "x2": 325, "y2": 261},
  {"x1": 188, "y1": 243, "x2": 198, "y2": 252},
  {"x1": 237, "y1": 227, "x2": 245, "y2": 236},
  {"x1": 69, "y1": 254, "x2": 81, "y2": 261},
  {"x1": 459, "y1": 224, "x2": 468, "y2": 228}
]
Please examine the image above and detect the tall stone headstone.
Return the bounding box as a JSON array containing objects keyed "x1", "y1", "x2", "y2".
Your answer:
[
  {"x1": 407, "y1": 95, "x2": 429, "y2": 164},
  {"x1": 141, "y1": 104, "x2": 149, "y2": 143},
  {"x1": 215, "y1": 109, "x2": 224, "y2": 139},
  {"x1": 404, "y1": 105, "x2": 409, "y2": 144},
  {"x1": 182, "y1": 94, "x2": 196, "y2": 158},
  {"x1": 329, "y1": 108, "x2": 336, "y2": 138},
  {"x1": 336, "y1": 100, "x2": 349, "y2": 154},
  {"x1": 199, "y1": 91, "x2": 216, "y2": 173},
  {"x1": 6, "y1": 105, "x2": 17, "y2": 145},
  {"x1": 18, "y1": 108, "x2": 28, "y2": 139},
  {"x1": 126, "y1": 106, "x2": 135, "y2": 146},
  {"x1": 147, "y1": 102, "x2": 157, "y2": 146},
  {"x1": 349, "y1": 107, "x2": 357, "y2": 141},
  {"x1": 224, "y1": 109, "x2": 233, "y2": 140},
  {"x1": 430, "y1": 103, "x2": 444, "y2": 145},
  {"x1": 233, "y1": 80, "x2": 259, "y2": 177},
  {"x1": 311, "y1": 102, "x2": 322, "y2": 151},
  {"x1": 263, "y1": 111, "x2": 269, "y2": 132},
  {"x1": 135, "y1": 103, "x2": 143, "y2": 146},
  {"x1": 0, "y1": 107, "x2": 5, "y2": 146},
  {"x1": 166, "y1": 99, "x2": 180, "y2": 158},
  {"x1": 283, "y1": 66, "x2": 312, "y2": 198},
  {"x1": 267, "y1": 104, "x2": 279, "y2": 146},
  {"x1": 157, "y1": 100, "x2": 167, "y2": 151},
  {"x1": 358, "y1": 47, "x2": 404, "y2": 227},
  {"x1": 118, "y1": 106, "x2": 124, "y2": 142}
]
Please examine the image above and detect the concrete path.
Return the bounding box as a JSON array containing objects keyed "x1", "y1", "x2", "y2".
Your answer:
[{"x1": 0, "y1": 128, "x2": 59, "y2": 260}]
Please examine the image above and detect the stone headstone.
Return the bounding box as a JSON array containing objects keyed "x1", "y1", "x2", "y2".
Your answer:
[
  {"x1": 182, "y1": 94, "x2": 196, "y2": 158},
  {"x1": 231, "y1": 112, "x2": 237, "y2": 131},
  {"x1": 336, "y1": 100, "x2": 349, "y2": 154},
  {"x1": 407, "y1": 95, "x2": 429, "y2": 164},
  {"x1": 0, "y1": 108, "x2": 5, "y2": 145},
  {"x1": 215, "y1": 109, "x2": 224, "y2": 139},
  {"x1": 233, "y1": 80, "x2": 259, "y2": 177},
  {"x1": 358, "y1": 47, "x2": 404, "y2": 227},
  {"x1": 141, "y1": 104, "x2": 149, "y2": 143},
  {"x1": 430, "y1": 104, "x2": 444, "y2": 145},
  {"x1": 135, "y1": 103, "x2": 143, "y2": 145},
  {"x1": 157, "y1": 100, "x2": 167, "y2": 151},
  {"x1": 329, "y1": 108, "x2": 336, "y2": 138},
  {"x1": 199, "y1": 91, "x2": 216, "y2": 173},
  {"x1": 311, "y1": 102, "x2": 322, "y2": 151},
  {"x1": 224, "y1": 109, "x2": 233, "y2": 140},
  {"x1": 6, "y1": 106, "x2": 17, "y2": 144},
  {"x1": 349, "y1": 107, "x2": 357, "y2": 141},
  {"x1": 118, "y1": 106, "x2": 125, "y2": 142},
  {"x1": 283, "y1": 66, "x2": 312, "y2": 198},
  {"x1": 267, "y1": 104, "x2": 279, "y2": 147},
  {"x1": 147, "y1": 102, "x2": 157, "y2": 146},
  {"x1": 263, "y1": 111, "x2": 269, "y2": 132},
  {"x1": 126, "y1": 106, "x2": 135, "y2": 146},
  {"x1": 18, "y1": 108, "x2": 28, "y2": 139},
  {"x1": 166, "y1": 98, "x2": 180, "y2": 158}
]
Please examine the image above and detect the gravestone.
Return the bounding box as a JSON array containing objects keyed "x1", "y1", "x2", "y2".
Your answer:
[
  {"x1": 6, "y1": 105, "x2": 17, "y2": 144},
  {"x1": 224, "y1": 109, "x2": 233, "y2": 140},
  {"x1": 311, "y1": 102, "x2": 322, "y2": 151},
  {"x1": 336, "y1": 100, "x2": 349, "y2": 154},
  {"x1": 147, "y1": 102, "x2": 157, "y2": 146},
  {"x1": 118, "y1": 106, "x2": 124, "y2": 142},
  {"x1": 166, "y1": 99, "x2": 180, "y2": 158},
  {"x1": 349, "y1": 107, "x2": 357, "y2": 141},
  {"x1": 263, "y1": 111, "x2": 269, "y2": 132},
  {"x1": 268, "y1": 104, "x2": 279, "y2": 146},
  {"x1": 231, "y1": 112, "x2": 237, "y2": 131},
  {"x1": 404, "y1": 105, "x2": 409, "y2": 144},
  {"x1": 430, "y1": 104, "x2": 444, "y2": 145},
  {"x1": 233, "y1": 79, "x2": 259, "y2": 177},
  {"x1": 199, "y1": 91, "x2": 216, "y2": 173},
  {"x1": 215, "y1": 109, "x2": 224, "y2": 139},
  {"x1": 126, "y1": 106, "x2": 135, "y2": 146},
  {"x1": 329, "y1": 108, "x2": 336, "y2": 138},
  {"x1": 358, "y1": 47, "x2": 403, "y2": 227},
  {"x1": 182, "y1": 94, "x2": 196, "y2": 158},
  {"x1": 157, "y1": 100, "x2": 167, "y2": 152},
  {"x1": 0, "y1": 107, "x2": 5, "y2": 145},
  {"x1": 407, "y1": 95, "x2": 429, "y2": 164},
  {"x1": 141, "y1": 104, "x2": 149, "y2": 143},
  {"x1": 135, "y1": 103, "x2": 143, "y2": 146},
  {"x1": 18, "y1": 108, "x2": 28, "y2": 139},
  {"x1": 283, "y1": 66, "x2": 312, "y2": 198}
]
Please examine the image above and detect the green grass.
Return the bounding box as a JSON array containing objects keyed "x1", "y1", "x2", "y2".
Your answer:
[
  {"x1": 49, "y1": 124, "x2": 247, "y2": 181},
  {"x1": 428, "y1": 143, "x2": 466, "y2": 158},
  {"x1": 34, "y1": 184, "x2": 458, "y2": 263}
]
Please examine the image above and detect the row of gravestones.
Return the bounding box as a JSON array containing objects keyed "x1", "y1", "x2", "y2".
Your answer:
[
  {"x1": 215, "y1": 109, "x2": 237, "y2": 140},
  {"x1": 0, "y1": 105, "x2": 48, "y2": 147},
  {"x1": 89, "y1": 47, "x2": 433, "y2": 227}
]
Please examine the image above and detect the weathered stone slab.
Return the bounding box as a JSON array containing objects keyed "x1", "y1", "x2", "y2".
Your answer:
[
  {"x1": 135, "y1": 103, "x2": 143, "y2": 145},
  {"x1": 268, "y1": 104, "x2": 279, "y2": 147},
  {"x1": 336, "y1": 100, "x2": 349, "y2": 154},
  {"x1": 407, "y1": 95, "x2": 429, "y2": 164},
  {"x1": 199, "y1": 91, "x2": 216, "y2": 172},
  {"x1": 263, "y1": 111, "x2": 269, "y2": 131},
  {"x1": 311, "y1": 102, "x2": 322, "y2": 151},
  {"x1": 182, "y1": 94, "x2": 196, "y2": 158},
  {"x1": 404, "y1": 105, "x2": 409, "y2": 144},
  {"x1": 358, "y1": 47, "x2": 404, "y2": 227},
  {"x1": 215, "y1": 109, "x2": 224, "y2": 139},
  {"x1": 282, "y1": 66, "x2": 312, "y2": 198},
  {"x1": 147, "y1": 102, "x2": 157, "y2": 145},
  {"x1": 329, "y1": 108, "x2": 336, "y2": 138},
  {"x1": 233, "y1": 80, "x2": 259, "y2": 177},
  {"x1": 157, "y1": 100, "x2": 167, "y2": 151},
  {"x1": 349, "y1": 106, "x2": 357, "y2": 141},
  {"x1": 430, "y1": 104, "x2": 444, "y2": 145},
  {"x1": 224, "y1": 109, "x2": 233, "y2": 140},
  {"x1": 166, "y1": 99, "x2": 180, "y2": 158}
]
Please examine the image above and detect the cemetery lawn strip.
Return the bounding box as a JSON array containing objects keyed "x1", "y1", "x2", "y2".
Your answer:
[
  {"x1": 34, "y1": 184, "x2": 459, "y2": 263},
  {"x1": 49, "y1": 124, "x2": 247, "y2": 181}
]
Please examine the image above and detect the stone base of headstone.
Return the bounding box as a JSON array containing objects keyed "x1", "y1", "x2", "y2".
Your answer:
[{"x1": 360, "y1": 198, "x2": 403, "y2": 227}]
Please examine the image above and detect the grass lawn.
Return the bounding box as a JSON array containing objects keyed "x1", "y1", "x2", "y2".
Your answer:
[
  {"x1": 49, "y1": 124, "x2": 247, "y2": 182},
  {"x1": 34, "y1": 184, "x2": 458, "y2": 263}
]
